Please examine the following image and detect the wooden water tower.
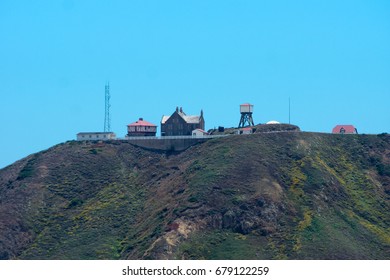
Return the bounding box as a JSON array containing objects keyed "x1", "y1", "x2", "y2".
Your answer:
[{"x1": 238, "y1": 103, "x2": 255, "y2": 128}]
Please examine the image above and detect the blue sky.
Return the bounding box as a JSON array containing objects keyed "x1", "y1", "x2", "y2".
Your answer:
[{"x1": 1, "y1": 0, "x2": 389, "y2": 168}]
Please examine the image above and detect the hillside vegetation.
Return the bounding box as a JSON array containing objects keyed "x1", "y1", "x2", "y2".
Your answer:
[{"x1": 0, "y1": 132, "x2": 389, "y2": 259}]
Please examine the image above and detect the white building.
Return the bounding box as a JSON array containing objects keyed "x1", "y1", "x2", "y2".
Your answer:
[
  {"x1": 192, "y1": 128, "x2": 209, "y2": 137},
  {"x1": 241, "y1": 127, "x2": 253, "y2": 135},
  {"x1": 76, "y1": 132, "x2": 116, "y2": 141},
  {"x1": 236, "y1": 127, "x2": 253, "y2": 135}
]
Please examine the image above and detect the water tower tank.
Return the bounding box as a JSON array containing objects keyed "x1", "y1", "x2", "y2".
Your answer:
[
  {"x1": 238, "y1": 103, "x2": 255, "y2": 128},
  {"x1": 240, "y1": 103, "x2": 254, "y2": 113}
]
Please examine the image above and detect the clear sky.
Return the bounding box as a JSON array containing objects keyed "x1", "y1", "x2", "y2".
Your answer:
[{"x1": 1, "y1": 0, "x2": 389, "y2": 169}]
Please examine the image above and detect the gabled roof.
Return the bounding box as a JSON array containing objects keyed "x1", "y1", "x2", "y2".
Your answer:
[
  {"x1": 161, "y1": 110, "x2": 202, "y2": 124},
  {"x1": 128, "y1": 118, "x2": 157, "y2": 127},
  {"x1": 161, "y1": 116, "x2": 170, "y2": 124},
  {"x1": 182, "y1": 114, "x2": 202, "y2": 124},
  {"x1": 332, "y1": 125, "x2": 357, "y2": 134}
]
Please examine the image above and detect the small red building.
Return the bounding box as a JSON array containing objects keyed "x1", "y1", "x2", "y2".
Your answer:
[
  {"x1": 332, "y1": 125, "x2": 358, "y2": 134},
  {"x1": 127, "y1": 118, "x2": 157, "y2": 137}
]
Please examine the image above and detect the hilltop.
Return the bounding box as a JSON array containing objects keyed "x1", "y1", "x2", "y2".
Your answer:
[{"x1": 0, "y1": 132, "x2": 389, "y2": 259}]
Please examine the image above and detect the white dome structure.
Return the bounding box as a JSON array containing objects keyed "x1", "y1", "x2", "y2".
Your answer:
[{"x1": 266, "y1": 120, "x2": 281, "y2": 125}]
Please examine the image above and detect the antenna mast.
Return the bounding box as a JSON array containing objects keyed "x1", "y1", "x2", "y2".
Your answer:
[{"x1": 104, "y1": 82, "x2": 111, "y2": 132}]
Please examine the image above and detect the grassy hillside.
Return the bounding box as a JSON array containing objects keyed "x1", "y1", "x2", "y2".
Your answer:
[{"x1": 0, "y1": 132, "x2": 389, "y2": 259}]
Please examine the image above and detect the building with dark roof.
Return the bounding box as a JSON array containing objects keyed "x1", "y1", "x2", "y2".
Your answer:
[{"x1": 161, "y1": 107, "x2": 205, "y2": 136}]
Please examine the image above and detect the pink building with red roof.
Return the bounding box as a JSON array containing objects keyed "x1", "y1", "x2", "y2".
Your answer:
[
  {"x1": 332, "y1": 125, "x2": 358, "y2": 134},
  {"x1": 127, "y1": 118, "x2": 157, "y2": 137}
]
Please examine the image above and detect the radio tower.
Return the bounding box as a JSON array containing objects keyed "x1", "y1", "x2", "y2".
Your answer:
[{"x1": 104, "y1": 82, "x2": 111, "y2": 132}]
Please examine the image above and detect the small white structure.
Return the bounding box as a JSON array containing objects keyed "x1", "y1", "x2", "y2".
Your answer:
[
  {"x1": 240, "y1": 103, "x2": 254, "y2": 113},
  {"x1": 192, "y1": 128, "x2": 209, "y2": 137},
  {"x1": 236, "y1": 127, "x2": 253, "y2": 135},
  {"x1": 266, "y1": 120, "x2": 281, "y2": 125},
  {"x1": 241, "y1": 127, "x2": 253, "y2": 135},
  {"x1": 77, "y1": 132, "x2": 116, "y2": 141}
]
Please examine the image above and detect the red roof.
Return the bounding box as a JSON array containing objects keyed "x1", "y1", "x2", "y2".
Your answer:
[
  {"x1": 241, "y1": 127, "x2": 252, "y2": 131},
  {"x1": 128, "y1": 118, "x2": 157, "y2": 127},
  {"x1": 332, "y1": 125, "x2": 357, "y2": 134},
  {"x1": 193, "y1": 128, "x2": 208, "y2": 134}
]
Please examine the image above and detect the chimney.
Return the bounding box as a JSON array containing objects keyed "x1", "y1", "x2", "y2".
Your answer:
[{"x1": 180, "y1": 107, "x2": 183, "y2": 113}]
